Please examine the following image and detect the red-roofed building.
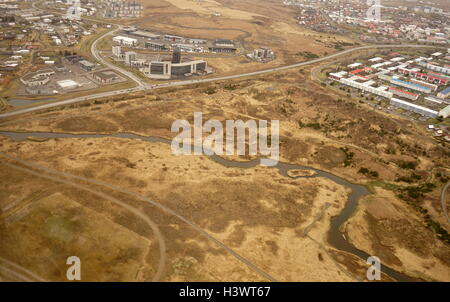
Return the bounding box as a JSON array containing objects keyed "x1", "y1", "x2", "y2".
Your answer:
[{"x1": 389, "y1": 87, "x2": 419, "y2": 100}]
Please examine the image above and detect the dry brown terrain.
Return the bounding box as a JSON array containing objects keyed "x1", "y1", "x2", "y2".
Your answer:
[
  {"x1": 121, "y1": 0, "x2": 359, "y2": 75},
  {"x1": 0, "y1": 59, "x2": 449, "y2": 281}
]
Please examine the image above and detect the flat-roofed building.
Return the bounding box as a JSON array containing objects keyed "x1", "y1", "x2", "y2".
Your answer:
[
  {"x1": 390, "y1": 97, "x2": 438, "y2": 118},
  {"x1": 92, "y1": 70, "x2": 119, "y2": 83},
  {"x1": 437, "y1": 87, "x2": 450, "y2": 99},
  {"x1": 112, "y1": 45, "x2": 122, "y2": 57},
  {"x1": 130, "y1": 30, "x2": 160, "y2": 39},
  {"x1": 439, "y1": 104, "x2": 450, "y2": 118},
  {"x1": 391, "y1": 78, "x2": 432, "y2": 94},
  {"x1": 57, "y1": 79, "x2": 80, "y2": 90},
  {"x1": 20, "y1": 69, "x2": 55, "y2": 87},
  {"x1": 389, "y1": 87, "x2": 419, "y2": 100},
  {"x1": 148, "y1": 60, "x2": 207, "y2": 79},
  {"x1": 79, "y1": 60, "x2": 96, "y2": 72},
  {"x1": 124, "y1": 51, "x2": 136, "y2": 66},
  {"x1": 148, "y1": 61, "x2": 171, "y2": 79},
  {"x1": 145, "y1": 41, "x2": 167, "y2": 51},
  {"x1": 112, "y1": 35, "x2": 138, "y2": 46}
]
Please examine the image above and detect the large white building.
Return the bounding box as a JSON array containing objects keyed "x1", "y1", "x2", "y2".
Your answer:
[
  {"x1": 112, "y1": 45, "x2": 122, "y2": 57},
  {"x1": 439, "y1": 105, "x2": 450, "y2": 118},
  {"x1": 20, "y1": 69, "x2": 55, "y2": 87},
  {"x1": 148, "y1": 60, "x2": 208, "y2": 80},
  {"x1": 112, "y1": 36, "x2": 137, "y2": 46},
  {"x1": 57, "y1": 79, "x2": 80, "y2": 90},
  {"x1": 339, "y1": 77, "x2": 393, "y2": 98},
  {"x1": 124, "y1": 51, "x2": 136, "y2": 65},
  {"x1": 390, "y1": 98, "x2": 439, "y2": 118}
]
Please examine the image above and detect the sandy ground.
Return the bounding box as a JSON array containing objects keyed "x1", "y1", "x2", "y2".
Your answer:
[
  {"x1": 344, "y1": 188, "x2": 450, "y2": 281},
  {"x1": 0, "y1": 59, "x2": 448, "y2": 281}
]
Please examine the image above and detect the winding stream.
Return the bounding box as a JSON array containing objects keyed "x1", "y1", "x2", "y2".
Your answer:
[{"x1": 0, "y1": 131, "x2": 417, "y2": 281}]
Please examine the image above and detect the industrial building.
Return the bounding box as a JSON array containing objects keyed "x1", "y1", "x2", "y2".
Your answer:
[
  {"x1": 339, "y1": 77, "x2": 393, "y2": 98},
  {"x1": 144, "y1": 42, "x2": 167, "y2": 51},
  {"x1": 438, "y1": 87, "x2": 450, "y2": 99},
  {"x1": 390, "y1": 98, "x2": 439, "y2": 118},
  {"x1": 112, "y1": 35, "x2": 138, "y2": 46},
  {"x1": 419, "y1": 62, "x2": 450, "y2": 75},
  {"x1": 439, "y1": 105, "x2": 450, "y2": 118},
  {"x1": 20, "y1": 69, "x2": 54, "y2": 87},
  {"x1": 79, "y1": 60, "x2": 95, "y2": 72},
  {"x1": 328, "y1": 51, "x2": 450, "y2": 120},
  {"x1": 398, "y1": 67, "x2": 449, "y2": 85},
  {"x1": 410, "y1": 78, "x2": 438, "y2": 91},
  {"x1": 391, "y1": 78, "x2": 432, "y2": 94},
  {"x1": 128, "y1": 30, "x2": 160, "y2": 40},
  {"x1": 57, "y1": 79, "x2": 80, "y2": 90},
  {"x1": 209, "y1": 39, "x2": 237, "y2": 53},
  {"x1": 389, "y1": 87, "x2": 419, "y2": 100},
  {"x1": 92, "y1": 70, "x2": 119, "y2": 84}
]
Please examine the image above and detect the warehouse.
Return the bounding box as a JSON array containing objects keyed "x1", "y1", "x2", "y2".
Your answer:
[
  {"x1": 79, "y1": 60, "x2": 96, "y2": 72},
  {"x1": 410, "y1": 79, "x2": 437, "y2": 91},
  {"x1": 390, "y1": 98, "x2": 438, "y2": 118},
  {"x1": 391, "y1": 78, "x2": 432, "y2": 94},
  {"x1": 20, "y1": 69, "x2": 55, "y2": 87},
  {"x1": 418, "y1": 61, "x2": 450, "y2": 75},
  {"x1": 129, "y1": 30, "x2": 160, "y2": 40},
  {"x1": 398, "y1": 68, "x2": 449, "y2": 85},
  {"x1": 209, "y1": 39, "x2": 237, "y2": 53},
  {"x1": 112, "y1": 36, "x2": 138, "y2": 46},
  {"x1": 208, "y1": 45, "x2": 237, "y2": 53},
  {"x1": 328, "y1": 71, "x2": 348, "y2": 81},
  {"x1": 145, "y1": 41, "x2": 167, "y2": 51},
  {"x1": 437, "y1": 87, "x2": 450, "y2": 99},
  {"x1": 439, "y1": 105, "x2": 450, "y2": 118},
  {"x1": 92, "y1": 70, "x2": 119, "y2": 84},
  {"x1": 389, "y1": 87, "x2": 419, "y2": 100},
  {"x1": 339, "y1": 77, "x2": 393, "y2": 98},
  {"x1": 57, "y1": 79, "x2": 80, "y2": 90}
]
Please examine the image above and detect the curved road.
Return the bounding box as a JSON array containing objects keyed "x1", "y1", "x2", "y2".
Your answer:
[
  {"x1": 91, "y1": 26, "x2": 148, "y2": 88},
  {"x1": 0, "y1": 43, "x2": 440, "y2": 119},
  {"x1": 440, "y1": 182, "x2": 450, "y2": 224}
]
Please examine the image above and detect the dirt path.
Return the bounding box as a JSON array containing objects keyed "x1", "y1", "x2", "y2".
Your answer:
[
  {"x1": 2, "y1": 160, "x2": 167, "y2": 282},
  {"x1": 0, "y1": 152, "x2": 277, "y2": 282},
  {"x1": 0, "y1": 257, "x2": 47, "y2": 282}
]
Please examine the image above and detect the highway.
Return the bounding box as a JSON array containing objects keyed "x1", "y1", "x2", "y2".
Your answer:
[
  {"x1": 0, "y1": 41, "x2": 439, "y2": 119},
  {"x1": 3, "y1": 1, "x2": 435, "y2": 119}
]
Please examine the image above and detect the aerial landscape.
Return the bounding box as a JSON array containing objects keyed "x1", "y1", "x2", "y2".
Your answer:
[{"x1": 0, "y1": 0, "x2": 449, "y2": 284}]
